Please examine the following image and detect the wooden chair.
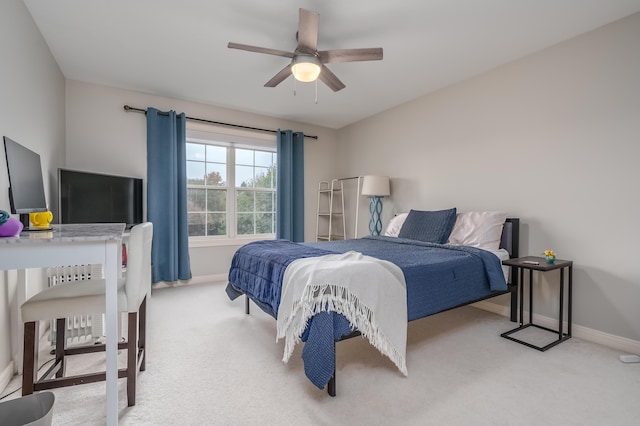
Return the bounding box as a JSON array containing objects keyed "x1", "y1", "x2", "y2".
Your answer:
[{"x1": 21, "y1": 222, "x2": 153, "y2": 406}]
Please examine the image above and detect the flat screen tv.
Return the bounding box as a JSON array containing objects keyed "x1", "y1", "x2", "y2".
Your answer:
[
  {"x1": 58, "y1": 168, "x2": 143, "y2": 228},
  {"x1": 3, "y1": 136, "x2": 50, "y2": 230}
]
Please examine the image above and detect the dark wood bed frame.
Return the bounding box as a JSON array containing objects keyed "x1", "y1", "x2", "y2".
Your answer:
[{"x1": 244, "y1": 218, "x2": 520, "y2": 397}]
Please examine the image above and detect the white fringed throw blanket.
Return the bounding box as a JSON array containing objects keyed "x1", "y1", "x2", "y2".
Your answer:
[{"x1": 276, "y1": 251, "x2": 408, "y2": 376}]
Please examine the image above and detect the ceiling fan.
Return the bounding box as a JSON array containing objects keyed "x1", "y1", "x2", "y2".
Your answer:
[{"x1": 228, "y1": 8, "x2": 383, "y2": 92}]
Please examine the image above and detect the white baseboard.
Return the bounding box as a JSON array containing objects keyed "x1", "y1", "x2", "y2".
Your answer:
[
  {"x1": 473, "y1": 300, "x2": 511, "y2": 317},
  {"x1": 473, "y1": 300, "x2": 640, "y2": 355},
  {"x1": 189, "y1": 274, "x2": 227, "y2": 284},
  {"x1": 0, "y1": 361, "x2": 15, "y2": 394},
  {"x1": 153, "y1": 274, "x2": 227, "y2": 289}
]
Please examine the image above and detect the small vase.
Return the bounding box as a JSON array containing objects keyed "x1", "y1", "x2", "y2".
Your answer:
[{"x1": 545, "y1": 255, "x2": 556, "y2": 264}]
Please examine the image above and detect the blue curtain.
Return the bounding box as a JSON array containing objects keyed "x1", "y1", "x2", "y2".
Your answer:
[
  {"x1": 146, "y1": 107, "x2": 192, "y2": 283},
  {"x1": 276, "y1": 130, "x2": 305, "y2": 242}
]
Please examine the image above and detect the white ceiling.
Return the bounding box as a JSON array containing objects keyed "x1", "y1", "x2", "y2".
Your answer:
[{"x1": 24, "y1": 0, "x2": 640, "y2": 129}]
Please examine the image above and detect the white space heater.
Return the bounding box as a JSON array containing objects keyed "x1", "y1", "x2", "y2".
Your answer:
[{"x1": 47, "y1": 264, "x2": 104, "y2": 347}]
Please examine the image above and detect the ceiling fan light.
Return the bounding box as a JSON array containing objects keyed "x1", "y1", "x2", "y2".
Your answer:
[{"x1": 291, "y1": 55, "x2": 321, "y2": 82}]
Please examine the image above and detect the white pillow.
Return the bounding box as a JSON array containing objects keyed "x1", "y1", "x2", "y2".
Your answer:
[
  {"x1": 447, "y1": 211, "x2": 507, "y2": 251},
  {"x1": 384, "y1": 213, "x2": 408, "y2": 237}
]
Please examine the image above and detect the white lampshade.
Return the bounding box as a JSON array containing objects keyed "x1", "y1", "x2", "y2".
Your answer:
[
  {"x1": 291, "y1": 55, "x2": 322, "y2": 82},
  {"x1": 361, "y1": 175, "x2": 390, "y2": 197}
]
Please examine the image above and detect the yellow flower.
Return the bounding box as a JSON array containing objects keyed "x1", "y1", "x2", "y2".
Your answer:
[{"x1": 544, "y1": 249, "x2": 555, "y2": 257}]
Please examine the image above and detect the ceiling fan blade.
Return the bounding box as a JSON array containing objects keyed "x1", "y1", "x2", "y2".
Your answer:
[
  {"x1": 318, "y1": 65, "x2": 345, "y2": 92},
  {"x1": 296, "y1": 8, "x2": 319, "y2": 54},
  {"x1": 264, "y1": 64, "x2": 292, "y2": 87},
  {"x1": 318, "y1": 48, "x2": 383, "y2": 63},
  {"x1": 228, "y1": 42, "x2": 294, "y2": 59}
]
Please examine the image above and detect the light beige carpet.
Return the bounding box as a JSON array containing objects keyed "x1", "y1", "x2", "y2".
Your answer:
[{"x1": 3, "y1": 281, "x2": 639, "y2": 425}]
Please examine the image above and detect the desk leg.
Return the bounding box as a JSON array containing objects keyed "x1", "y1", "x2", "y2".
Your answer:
[
  {"x1": 528, "y1": 269, "x2": 533, "y2": 324},
  {"x1": 105, "y1": 240, "x2": 119, "y2": 426},
  {"x1": 16, "y1": 270, "x2": 27, "y2": 373},
  {"x1": 559, "y1": 268, "x2": 565, "y2": 340},
  {"x1": 518, "y1": 267, "x2": 524, "y2": 325},
  {"x1": 568, "y1": 266, "x2": 573, "y2": 337}
]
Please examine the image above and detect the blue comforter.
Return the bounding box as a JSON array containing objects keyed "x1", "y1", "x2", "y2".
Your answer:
[{"x1": 226, "y1": 237, "x2": 507, "y2": 389}]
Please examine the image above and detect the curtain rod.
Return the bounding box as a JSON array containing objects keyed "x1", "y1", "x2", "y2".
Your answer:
[{"x1": 123, "y1": 105, "x2": 318, "y2": 140}]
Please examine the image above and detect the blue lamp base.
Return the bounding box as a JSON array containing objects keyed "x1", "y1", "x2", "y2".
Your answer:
[{"x1": 368, "y1": 196, "x2": 383, "y2": 236}]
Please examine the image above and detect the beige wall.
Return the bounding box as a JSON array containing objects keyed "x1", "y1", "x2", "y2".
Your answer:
[
  {"x1": 0, "y1": 0, "x2": 65, "y2": 384},
  {"x1": 64, "y1": 80, "x2": 340, "y2": 278},
  {"x1": 337, "y1": 13, "x2": 640, "y2": 342}
]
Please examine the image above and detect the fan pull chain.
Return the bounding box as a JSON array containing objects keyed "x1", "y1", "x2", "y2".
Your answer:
[
  {"x1": 293, "y1": 79, "x2": 297, "y2": 96},
  {"x1": 315, "y1": 80, "x2": 318, "y2": 104}
]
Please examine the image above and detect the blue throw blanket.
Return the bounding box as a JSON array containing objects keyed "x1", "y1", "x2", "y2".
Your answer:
[{"x1": 226, "y1": 237, "x2": 507, "y2": 389}]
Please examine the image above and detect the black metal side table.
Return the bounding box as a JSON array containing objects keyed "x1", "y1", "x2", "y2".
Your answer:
[{"x1": 500, "y1": 256, "x2": 573, "y2": 351}]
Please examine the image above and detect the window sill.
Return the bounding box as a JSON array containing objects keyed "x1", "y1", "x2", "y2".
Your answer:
[{"x1": 188, "y1": 235, "x2": 275, "y2": 248}]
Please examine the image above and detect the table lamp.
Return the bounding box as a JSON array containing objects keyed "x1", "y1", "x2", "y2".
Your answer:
[{"x1": 361, "y1": 175, "x2": 390, "y2": 236}]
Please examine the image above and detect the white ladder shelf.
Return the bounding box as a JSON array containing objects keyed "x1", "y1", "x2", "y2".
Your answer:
[{"x1": 316, "y1": 179, "x2": 346, "y2": 241}]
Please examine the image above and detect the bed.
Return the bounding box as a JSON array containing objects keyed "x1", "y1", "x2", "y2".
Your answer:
[{"x1": 226, "y1": 210, "x2": 519, "y2": 396}]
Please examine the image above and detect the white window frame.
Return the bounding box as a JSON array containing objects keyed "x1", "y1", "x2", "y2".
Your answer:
[{"x1": 186, "y1": 126, "x2": 277, "y2": 247}]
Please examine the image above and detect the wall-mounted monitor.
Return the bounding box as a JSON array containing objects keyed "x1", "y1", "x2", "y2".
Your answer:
[
  {"x1": 58, "y1": 168, "x2": 143, "y2": 229},
  {"x1": 3, "y1": 136, "x2": 49, "y2": 230}
]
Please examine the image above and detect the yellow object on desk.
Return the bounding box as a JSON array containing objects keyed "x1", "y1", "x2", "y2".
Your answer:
[{"x1": 29, "y1": 210, "x2": 53, "y2": 227}]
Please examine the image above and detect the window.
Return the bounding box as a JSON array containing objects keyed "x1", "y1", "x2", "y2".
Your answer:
[
  {"x1": 235, "y1": 148, "x2": 277, "y2": 236},
  {"x1": 185, "y1": 133, "x2": 276, "y2": 240}
]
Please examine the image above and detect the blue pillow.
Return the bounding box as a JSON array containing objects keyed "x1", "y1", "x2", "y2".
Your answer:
[{"x1": 397, "y1": 208, "x2": 457, "y2": 244}]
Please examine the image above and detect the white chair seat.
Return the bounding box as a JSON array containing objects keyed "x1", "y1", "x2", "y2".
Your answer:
[
  {"x1": 21, "y1": 278, "x2": 127, "y2": 323},
  {"x1": 20, "y1": 222, "x2": 153, "y2": 407}
]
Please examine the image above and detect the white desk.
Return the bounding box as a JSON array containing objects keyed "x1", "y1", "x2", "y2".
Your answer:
[{"x1": 0, "y1": 223, "x2": 125, "y2": 426}]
